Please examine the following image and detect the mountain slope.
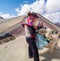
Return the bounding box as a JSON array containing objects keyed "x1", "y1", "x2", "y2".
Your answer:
[
  {"x1": 0, "y1": 14, "x2": 60, "y2": 36},
  {"x1": 0, "y1": 16, "x2": 24, "y2": 35}
]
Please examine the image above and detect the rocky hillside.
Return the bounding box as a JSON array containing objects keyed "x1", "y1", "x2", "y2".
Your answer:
[{"x1": 55, "y1": 22, "x2": 60, "y2": 27}]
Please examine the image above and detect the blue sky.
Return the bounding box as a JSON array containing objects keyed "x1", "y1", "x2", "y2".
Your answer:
[
  {"x1": 0, "y1": 0, "x2": 60, "y2": 23},
  {"x1": 0, "y1": 0, "x2": 36, "y2": 15}
]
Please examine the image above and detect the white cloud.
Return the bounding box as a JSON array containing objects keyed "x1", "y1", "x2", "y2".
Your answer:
[
  {"x1": 46, "y1": 0, "x2": 60, "y2": 13},
  {"x1": 15, "y1": 0, "x2": 60, "y2": 23},
  {"x1": 15, "y1": 0, "x2": 45, "y2": 16},
  {"x1": 30, "y1": 0, "x2": 45, "y2": 14},
  {"x1": 0, "y1": 13, "x2": 16, "y2": 18},
  {"x1": 0, "y1": 0, "x2": 60, "y2": 23},
  {"x1": 44, "y1": 12, "x2": 60, "y2": 23},
  {"x1": 15, "y1": 7, "x2": 21, "y2": 16},
  {"x1": 15, "y1": 4, "x2": 30, "y2": 16}
]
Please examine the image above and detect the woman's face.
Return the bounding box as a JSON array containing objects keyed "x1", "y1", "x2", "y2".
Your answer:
[{"x1": 32, "y1": 18, "x2": 39, "y2": 26}]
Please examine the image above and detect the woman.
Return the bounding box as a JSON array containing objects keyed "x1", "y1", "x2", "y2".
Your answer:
[
  {"x1": 37, "y1": 22, "x2": 44, "y2": 29},
  {"x1": 24, "y1": 12, "x2": 39, "y2": 61}
]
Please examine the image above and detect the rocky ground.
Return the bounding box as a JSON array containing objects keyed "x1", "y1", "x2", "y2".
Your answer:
[{"x1": 0, "y1": 36, "x2": 60, "y2": 61}]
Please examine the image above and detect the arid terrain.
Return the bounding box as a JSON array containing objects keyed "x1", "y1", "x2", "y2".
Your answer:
[
  {"x1": 0, "y1": 35, "x2": 60, "y2": 61},
  {"x1": 0, "y1": 15, "x2": 60, "y2": 61}
]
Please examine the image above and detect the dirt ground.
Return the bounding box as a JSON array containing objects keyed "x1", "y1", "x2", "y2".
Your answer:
[{"x1": 0, "y1": 36, "x2": 60, "y2": 61}]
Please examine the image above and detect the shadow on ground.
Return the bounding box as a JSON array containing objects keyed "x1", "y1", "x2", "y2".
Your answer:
[{"x1": 40, "y1": 47, "x2": 60, "y2": 61}]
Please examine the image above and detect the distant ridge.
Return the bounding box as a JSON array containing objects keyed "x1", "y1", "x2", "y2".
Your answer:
[
  {"x1": 55, "y1": 22, "x2": 60, "y2": 27},
  {"x1": 0, "y1": 16, "x2": 25, "y2": 35},
  {"x1": 37, "y1": 14, "x2": 60, "y2": 32},
  {"x1": 0, "y1": 14, "x2": 60, "y2": 36}
]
